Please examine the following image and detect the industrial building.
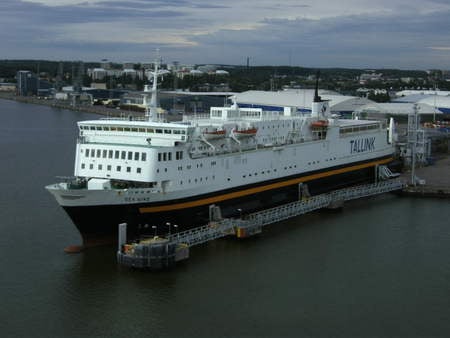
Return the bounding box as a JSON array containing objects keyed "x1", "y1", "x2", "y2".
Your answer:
[
  {"x1": 16, "y1": 70, "x2": 52, "y2": 96},
  {"x1": 393, "y1": 94, "x2": 450, "y2": 115},
  {"x1": 354, "y1": 102, "x2": 442, "y2": 117},
  {"x1": 234, "y1": 89, "x2": 373, "y2": 115}
]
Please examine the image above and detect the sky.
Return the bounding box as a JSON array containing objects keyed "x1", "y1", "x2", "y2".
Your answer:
[{"x1": 1, "y1": 0, "x2": 450, "y2": 69}]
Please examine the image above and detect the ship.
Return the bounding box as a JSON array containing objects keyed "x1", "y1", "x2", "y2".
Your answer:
[{"x1": 46, "y1": 61, "x2": 397, "y2": 246}]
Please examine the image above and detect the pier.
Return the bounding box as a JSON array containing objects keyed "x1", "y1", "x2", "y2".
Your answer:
[
  {"x1": 400, "y1": 155, "x2": 450, "y2": 198},
  {"x1": 117, "y1": 179, "x2": 405, "y2": 270}
]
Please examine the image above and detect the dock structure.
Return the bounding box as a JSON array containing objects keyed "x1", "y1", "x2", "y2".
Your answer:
[{"x1": 117, "y1": 179, "x2": 405, "y2": 270}]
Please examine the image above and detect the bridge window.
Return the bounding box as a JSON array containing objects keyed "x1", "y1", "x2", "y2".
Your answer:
[{"x1": 176, "y1": 151, "x2": 183, "y2": 160}]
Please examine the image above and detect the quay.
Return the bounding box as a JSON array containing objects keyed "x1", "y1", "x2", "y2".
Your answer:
[
  {"x1": 400, "y1": 155, "x2": 450, "y2": 198},
  {"x1": 117, "y1": 179, "x2": 405, "y2": 270}
]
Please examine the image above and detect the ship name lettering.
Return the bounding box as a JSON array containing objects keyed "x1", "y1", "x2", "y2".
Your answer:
[{"x1": 350, "y1": 137, "x2": 375, "y2": 154}]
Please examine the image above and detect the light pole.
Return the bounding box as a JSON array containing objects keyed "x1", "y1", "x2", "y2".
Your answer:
[
  {"x1": 173, "y1": 224, "x2": 178, "y2": 241},
  {"x1": 151, "y1": 225, "x2": 157, "y2": 237},
  {"x1": 166, "y1": 222, "x2": 171, "y2": 237},
  {"x1": 237, "y1": 208, "x2": 242, "y2": 219}
]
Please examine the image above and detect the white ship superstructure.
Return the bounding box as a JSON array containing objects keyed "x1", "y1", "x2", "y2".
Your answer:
[{"x1": 46, "y1": 68, "x2": 396, "y2": 245}]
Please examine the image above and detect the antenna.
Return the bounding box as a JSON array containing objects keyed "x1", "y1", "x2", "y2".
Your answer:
[{"x1": 146, "y1": 49, "x2": 161, "y2": 122}]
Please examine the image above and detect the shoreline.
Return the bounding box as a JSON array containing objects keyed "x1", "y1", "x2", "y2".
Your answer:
[{"x1": 0, "y1": 91, "x2": 144, "y2": 118}]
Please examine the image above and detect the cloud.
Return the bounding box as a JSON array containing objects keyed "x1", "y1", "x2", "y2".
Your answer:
[
  {"x1": 1, "y1": 0, "x2": 450, "y2": 69},
  {"x1": 428, "y1": 47, "x2": 450, "y2": 51}
]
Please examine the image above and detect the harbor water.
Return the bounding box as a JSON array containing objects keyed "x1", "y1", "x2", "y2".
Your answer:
[{"x1": 1, "y1": 98, "x2": 449, "y2": 337}]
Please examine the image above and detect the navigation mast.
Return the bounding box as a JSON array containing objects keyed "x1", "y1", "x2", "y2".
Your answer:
[{"x1": 145, "y1": 50, "x2": 161, "y2": 122}]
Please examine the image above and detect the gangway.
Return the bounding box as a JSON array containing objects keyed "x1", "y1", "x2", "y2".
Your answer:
[{"x1": 117, "y1": 179, "x2": 405, "y2": 269}]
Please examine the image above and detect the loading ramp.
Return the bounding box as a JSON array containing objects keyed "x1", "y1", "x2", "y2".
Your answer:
[{"x1": 117, "y1": 179, "x2": 405, "y2": 269}]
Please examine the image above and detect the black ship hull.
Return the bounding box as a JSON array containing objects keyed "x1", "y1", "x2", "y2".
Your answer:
[{"x1": 63, "y1": 156, "x2": 393, "y2": 246}]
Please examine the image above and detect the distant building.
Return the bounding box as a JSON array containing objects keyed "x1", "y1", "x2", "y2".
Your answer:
[
  {"x1": 393, "y1": 92, "x2": 450, "y2": 114},
  {"x1": 0, "y1": 83, "x2": 16, "y2": 92},
  {"x1": 197, "y1": 65, "x2": 216, "y2": 73},
  {"x1": 122, "y1": 62, "x2": 135, "y2": 69},
  {"x1": 189, "y1": 70, "x2": 204, "y2": 76},
  {"x1": 87, "y1": 68, "x2": 107, "y2": 81},
  {"x1": 122, "y1": 68, "x2": 139, "y2": 80},
  {"x1": 120, "y1": 92, "x2": 149, "y2": 111},
  {"x1": 100, "y1": 61, "x2": 112, "y2": 70},
  {"x1": 16, "y1": 70, "x2": 37, "y2": 96},
  {"x1": 215, "y1": 70, "x2": 229, "y2": 76},
  {"x1": 359, "y1": 73, "x2": 383, "y2": 84},
  {"x1": 90, "y1": 82, "x2": 107, "y2": 90}
]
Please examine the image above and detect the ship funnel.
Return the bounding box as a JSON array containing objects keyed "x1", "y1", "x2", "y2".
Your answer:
[
  {"x1": 312, "y1": 71, "x2": 328, "y2": 118},
  {"x1": 313, "y1": 71, "x2": 321, "y2": 103}
]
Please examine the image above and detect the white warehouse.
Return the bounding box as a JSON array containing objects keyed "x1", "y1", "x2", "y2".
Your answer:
[{"x1": 234, "y1": 90, "x2": 373, "y2": 115}]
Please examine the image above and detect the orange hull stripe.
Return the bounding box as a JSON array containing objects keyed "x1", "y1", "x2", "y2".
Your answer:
[{"x1": 139, "y1": 157, "x2": 392, "y2": 213}]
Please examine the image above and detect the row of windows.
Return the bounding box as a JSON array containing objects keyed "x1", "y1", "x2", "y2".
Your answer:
[
  {"x1": 340, "y1": 124, "x2": 379, "y2": 134},
  {"x1": 157, "y1": 151, "x2": 184, "y2": 162},
  {"x1": 261, "y1": 124, "x2": 289, "y2": 129},
  {"x1": 80, "y1": 125, "x2": 186, "y2": 135},
  {"x1": 262, "y1": 136, "x2": 286, "y2": 143},
  {"x1": 173, "y1": 161, "x2": 218, "y2": 171},
  {"x1": 179, "y1": 175, "x2": 216, "y2": 185},
  {"x1": 84, "y1": 148, "x2": 147, "y2": 161},
  {"x1": 81, "y1": 163, "x2": 142, "y2": 174}
]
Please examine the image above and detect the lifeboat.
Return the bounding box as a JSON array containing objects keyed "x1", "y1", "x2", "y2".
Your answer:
[
  {"x1": 233, "y1": 127, "x2": 258, "y2": 138},
  {"x1": 310, "y1": 120, "x2": 329, "y2": 128},
  {"x1": 202, "y1": 129, "x2": 226, "y2": 139}
]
